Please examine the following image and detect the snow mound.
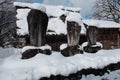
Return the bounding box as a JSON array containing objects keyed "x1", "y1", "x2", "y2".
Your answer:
[
  {"x1": 1, "y1": 48, "x2": 120, "y2": 80},
  {"x1": 22, "y1": 44, "x2": 51, "y2": 53},
  {"x1": 60, "y1": 43, "x2": 68, "y2": 50},
  {"x1": 66, "y1": 12, "x2": 82, "y2": 26},
  {"x1": 81, "y1": 42, "x2": 103, "y2": 49},
  {"x1": 14, "y1": 2, "x2": 46, "y2": 12}
]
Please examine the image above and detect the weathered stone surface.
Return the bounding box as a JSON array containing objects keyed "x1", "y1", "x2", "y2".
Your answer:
[
  {"x1": 61, "y1": 45, "x2": 83, "y2": 57},
  {"x1": 21, "y1": 49, "x2": 51, "y2": 59},
  {"x1": 27, "y1": 9, "x2": 48, "y2": 46},
  {"x1": 67, "y1": 21, "x2": 81, "y2": 47},
  {"x1": 83, "y1": 45, "x2": 101, "y2": 53},
  {"x1": 87, "y1": 26, "x2": 98, "y2": 45}
]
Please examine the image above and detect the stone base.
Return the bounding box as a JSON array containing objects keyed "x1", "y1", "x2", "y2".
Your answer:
[
  {"x1": 21, "y1": 48, "x2": 51, "y2": 59},
  {"x1": 83, "y1": 45, "x2": 101, "y2": 53},
  {"x1": 61, "y1": 45, "x2": 83, "y2": 57}
]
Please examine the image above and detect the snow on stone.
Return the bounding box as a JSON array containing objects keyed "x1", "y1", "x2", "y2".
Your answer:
[
  {"x1": 21, "y1": 44, "x2": 51, "y2": 53},
  {"x1": 14, "y1": 2, "x2": 46, "y2": 12},
  {"x1": 66, "y1": 12, "x2": 82, "y2": 26},
  {"x1": 81, "y1": 42, "x2": 103, "y2": 49},
  {"x1": 45, "y1": 5, "x2": 66, "y2": 17},
  {"x1": 60, "y1": 43, "x2": 68, "y2": 50},
  {"x1": 1, "y1": 48, "x2": 120, "y2": 79},
  {"x1": 65, "y1": 7, "x2": 81, "y2": 12},
  {"x1": 83, "y1": 19, "x2": 120, "y2": 28}
]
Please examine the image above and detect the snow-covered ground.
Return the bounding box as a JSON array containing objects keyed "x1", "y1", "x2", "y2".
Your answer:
[{"x1": 1, "y1": 47, "x2": 120, "y2": 80}]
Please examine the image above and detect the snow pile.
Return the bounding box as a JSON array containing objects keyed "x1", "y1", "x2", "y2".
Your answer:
[
  {"x1": 14, "y1": 2, "x2": 83, "y2": 35},
  {"x1": 21, "y1": 44, "x2": 51, "y2": 53},
  {"x1": 83, "y1": 19, "x2": 120, "y2": 28},
  {"x1": 66, "y1": 12, "x2": 82, "y2": 26},
  {"x1": 81, "y1": 42, "x2": 103, "y2": 49},
  {"x1": 45, "y1": 5, "x2": 66, "y2": 17},
  {"x1": 1, "y1": 48, "x2": 120, "y2": 79},
  {"x1": 65, "y1": 7, "x2": 81, "y2": 12},
  {"x1": 14, "y1": 2, "x2": 46, "y2": 12},
  {"x1": 81, "y1": 70, "x2": 120, "y2": 80},
  {"x1": 47, "y1": 18, "x2": 67, "y2": 35},
  {"x1": 60, "y1": 43, "x2": 68, "y2": 50}
]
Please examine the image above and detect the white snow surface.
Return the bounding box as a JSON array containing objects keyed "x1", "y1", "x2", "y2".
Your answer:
[
  {"x1": 60, "y1": 43, "x2": 68, "y2": 50},
  {"x1": 83, "y1": 19, "x2": 120, "y2": 28},
  {"x1": 14, "y1": 2, "x2": 83, "y2": 35},
  {"x1": 1, "y1": 47, "x2": 120, "y2": 80},
  {"x1": 81, "y1": 42, "x2": 103, "y2": 49},
  {"x1": 47, "y1": 18, "x2": 67, "y2": 35},
  {"x1": 14, "y1": 2, "x2": 46, "y2": 12},
  {"x1": 22, "y1": 44, "x2": 51, "y2": 53},
  {"x1": 66, "y1": 12, "x2": 82, "y2": 26}
]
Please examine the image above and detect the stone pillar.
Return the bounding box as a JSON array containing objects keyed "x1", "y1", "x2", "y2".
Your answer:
[
  {"x1": 83, "y1": 25, "x2": 101, "y2": 53},
  {"x1": 61, "y1": 21, "x2": 82, "y2": 57},
  {"x1": 27, "y1": 9, "x2": 48, "y2": 47},
  {"x1": 67, "y1": 21, "x2": 81, "y2": 47},
  {"x1": 87, "y1": 26, "x2": 98, "y2": 45}
]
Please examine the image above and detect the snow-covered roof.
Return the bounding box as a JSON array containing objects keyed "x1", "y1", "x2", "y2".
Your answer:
[
  {"x1": 83, "y1": 19, "x2": 120, "y2": 28},
  {"x1": 14, "y1": 2, "x2": 83, "y2": 35},
  {"x1": 14, "y1": 2, "x2": 46, "y2": 12}
]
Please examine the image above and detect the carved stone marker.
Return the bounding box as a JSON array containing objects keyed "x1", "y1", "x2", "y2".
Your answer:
[
  {"x1": 27, "y1": 9, "x2": 48, "y2": 46},
  {"x1": 61, "y1": 21, "x2": 82, "y2": 56},
  {"x1": 87, "y1": 26, "x2": 98, "y2": 45},
  {"x1": 83, "y1": 24, "x2": 101, "y2": 53},
  {"x1": 67, "y1": 21, "x2": 81, "y2": 47},
  {"x1": 21, "y1": 9, "x2": 50, "y2": 59}
]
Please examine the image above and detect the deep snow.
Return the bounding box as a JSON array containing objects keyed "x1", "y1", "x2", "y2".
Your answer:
[{"x1": 1, "y1": 47, "x2": 120, "y2": 80}]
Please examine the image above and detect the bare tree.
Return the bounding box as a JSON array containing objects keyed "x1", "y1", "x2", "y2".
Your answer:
[
  {"x1": 0, "y1": 0, "x2": 32, "y2": 47},
  {"x1": 91, "y1": 0, "x2": 120, "y2": 23}
]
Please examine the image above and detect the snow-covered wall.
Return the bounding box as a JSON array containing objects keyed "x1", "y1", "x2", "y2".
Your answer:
[
  {"x1": 14, "y1": 2, "x2": 84, "y2": 35},
  {"x1": 14, "y1": 2, "x2": 120, "y2": 35}
]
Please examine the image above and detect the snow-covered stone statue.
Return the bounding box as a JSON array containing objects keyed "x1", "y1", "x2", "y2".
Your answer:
[
  {"x1": 21, "y1": 9, "x2": 51, "y2": 59},
  {"x1": 27, "y1": 9, "x2": 48, "y2": 46},
  {"x1": 82, "y1": 23, "x2": 101, "y2": 53},
  {"x1": 14, "y1": 2, "x2": 52, "y2": 59},
  {"x1": 61, "y1": 13, "x2": 83, "y2": 56}
]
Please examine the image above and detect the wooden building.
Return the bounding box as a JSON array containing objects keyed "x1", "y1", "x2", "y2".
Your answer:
[{"x1": 83, "y1": 20, "x2": 120, "y2": 49}]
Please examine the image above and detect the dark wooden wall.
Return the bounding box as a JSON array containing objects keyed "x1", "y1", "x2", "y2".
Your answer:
[
  {"x1": 98, "y1": 28, "x2": 120, "y2": 49},
  {"x1": 46, "y1": 34, "x2": 87, "y2": 51},
  {"x1": 46, "y1": 34, "x2": 67, "y2": 51}
]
